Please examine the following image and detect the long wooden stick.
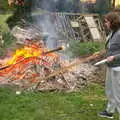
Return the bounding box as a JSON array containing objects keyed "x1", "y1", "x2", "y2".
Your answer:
[{"x1": 34, "y1": 50, "x2": 106, "y2": 90}]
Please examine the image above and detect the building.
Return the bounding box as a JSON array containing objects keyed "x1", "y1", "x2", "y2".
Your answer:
[{"x1": 113, "y1": 0, "x2": 120, "y2": 7}]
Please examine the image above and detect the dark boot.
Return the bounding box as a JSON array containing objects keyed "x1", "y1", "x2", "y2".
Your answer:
[{"x1": 98, "y1": 110, "x2": 114, "y2": 119}]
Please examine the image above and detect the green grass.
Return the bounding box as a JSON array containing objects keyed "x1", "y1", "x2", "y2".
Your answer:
[
  {"x1": 0, "y1": 83, "x2": 119, "y2": 120},
  {"x1": 0, "y1": 14, "x2": 11, "y2": 32}
]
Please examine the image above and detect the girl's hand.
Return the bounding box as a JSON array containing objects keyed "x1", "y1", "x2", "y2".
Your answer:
[{"x1": 107, "y1": 56, "x2": 115, "y2": 62}]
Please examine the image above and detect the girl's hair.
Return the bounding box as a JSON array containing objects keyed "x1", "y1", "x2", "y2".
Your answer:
[{"x1": 104, "y1": 12, "x2": 120, "y2": 31}]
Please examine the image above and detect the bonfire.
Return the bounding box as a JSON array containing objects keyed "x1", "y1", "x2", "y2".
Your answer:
[
  {"x1": 0, "y1": 39, "x2": 64, "y2": 90},
  {"x1": 0, "y1": 37, "x2": 105, "y2": 92}
]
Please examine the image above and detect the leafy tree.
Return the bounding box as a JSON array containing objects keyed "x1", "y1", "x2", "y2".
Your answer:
[
  {"x1": 0, "y1": 0, "x2": 12, "y2": 13},
  {"x1": 6, "y1": 0, "x2": 33, "y2": 29},
  {"x1": 71, "y1": 0, "x2": 81, "y2": 12},
  {"x1": 35, "y1": 0, "x2": 80, "y2": 12},
  {"x1": 95, "y1": 0, "x2": 112, "y2": 14}
]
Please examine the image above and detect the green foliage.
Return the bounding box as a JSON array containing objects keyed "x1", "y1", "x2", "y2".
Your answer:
[
  {"x1": 6, "y1": 5, "x2": 32, "y2": 29},
  {"x1": 95, "y1": 0, "x2": 112, "y2": 14},
  {"x1": 0, "y1": 0, "x2": 13, "y2": 13},
  {"x1": 67, "y1": 40, "x2": 105, "y2": 58},
  {"x1": 0, "y1": 32, "x2": 15, "y2": 57},
  {"x1": 0, "y1": 14, "x2": 16, "y2": 57},
  {"x1": 2, "y1": 32, "x2": 15, "y2": 48},
  {"x1": 0, "y1": 14, "x2": 11, "y2": 32}
]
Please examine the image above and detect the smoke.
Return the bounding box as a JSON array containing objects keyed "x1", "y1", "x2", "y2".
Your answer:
[
  {"x1": 32, "y1": 0, "x2": 66, "y2": 49},
  {"x1": 32, "y1": 0, "x2": 81, "y2": 12},
  {"x1": 31, "y1": 0, "x2": 94, "y2": 48}
]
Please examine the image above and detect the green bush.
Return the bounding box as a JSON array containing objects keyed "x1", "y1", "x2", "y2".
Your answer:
[
  {"x1": 67, "y1": 40, "x2": 105, "y2": 58},
  {"x1": 0, "y1": 14, "x2": 11, "y2": 32},
  {"x1": 2, "y1": 32, "x2": 15, "y2": 48},
  {"x1": 0, "y1": 32, "x2": 16, "y2": 57}
]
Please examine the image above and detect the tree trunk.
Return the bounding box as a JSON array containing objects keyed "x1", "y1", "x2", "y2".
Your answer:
[{"x1": 112, "y1": 0, "x2": 115, "y2": 8}]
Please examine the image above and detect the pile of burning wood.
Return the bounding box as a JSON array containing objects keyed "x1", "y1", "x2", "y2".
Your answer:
[
  {"x1": 0, "y1": 23, "x2": 106, "y2": 92},
  {"x1": 0, "y1": 37, "x2": 105, "y2": 92},
  {"x1": 0, "y1": 37, "x2": 97, "y2": 92},
  {"x1": 0, "y1": 39, "x2": 62, "y2": 89}
]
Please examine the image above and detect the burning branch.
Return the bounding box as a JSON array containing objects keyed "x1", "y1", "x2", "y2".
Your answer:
[
  {"x1": 0, "y1": 46, "x2": 65, "y2": 70},
  {"x1": 43, "y1": 46, "x2": 65, "y2": 55}
]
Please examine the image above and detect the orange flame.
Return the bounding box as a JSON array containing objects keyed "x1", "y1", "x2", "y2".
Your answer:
[
  {"x1": 5, "y1": 42, "x2": 58, "y2": 66},
  {"x1": 0, "y1": 42, "x2": 59, "y2": 86}
]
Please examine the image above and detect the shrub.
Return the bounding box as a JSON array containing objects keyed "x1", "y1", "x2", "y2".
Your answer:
[
  {"x1": 66, "y1": 40, "x2": 105, "y2": 58},
  {"x1": 2, "y1": 32, "x2": 15, "y2": 48},
  {"x1": 0, "y1": 32, "x2": 16, "y2": 58}
]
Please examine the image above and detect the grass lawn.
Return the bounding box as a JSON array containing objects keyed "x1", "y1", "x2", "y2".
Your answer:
[
  {"x1": 0, "y1": 14, "x2": 11, "y2": 32},
  {"x1": 0, "y1": 83, "x2": 119, "y2": 120}
]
